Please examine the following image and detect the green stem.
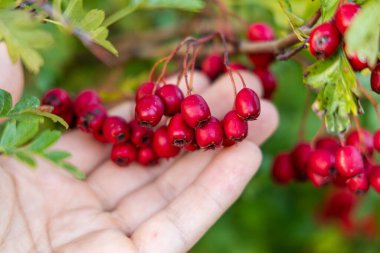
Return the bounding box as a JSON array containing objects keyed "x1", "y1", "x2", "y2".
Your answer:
[{"x1": 103, "y1": 4, "x2": 138, "y2": 27}]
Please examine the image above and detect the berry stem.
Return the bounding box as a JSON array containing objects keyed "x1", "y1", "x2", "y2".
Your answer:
[
  {"x1": 189, "y1": 46, "x2": 201, "y2": 92},
  {"x1": 149, "y1": 56, "x2": 169, "y2": 83},
  {"x1": 357, "y1": 80, "x2": 380, "y2": 125},
  {"x1": 182, "y1": 42, "x2": 192, "y2": 96}
]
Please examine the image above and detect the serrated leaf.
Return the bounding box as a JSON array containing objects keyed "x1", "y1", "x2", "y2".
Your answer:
[
  {"x1": 15, "y1": 151, "x2": 37, "y2": 167},
  {"x1": 62, "y1": 162, "x2": 85, "y2": 180},
  {"x1": 44, "y1": 150, "x2": 71, "y2": 162},
  {"x1": 278, "y1": 0, "x2": 305, "y2": 41},
  {"x1": 28, "y1": 130, "x2": 61, "y2": 152},
  {"x1": 0, "y1": 120, "x2": 17, "y2": 148},
  {"x1": 0, "y1": 89, "x2": 12, "y2": 116},
  {"x1": 13, "y1": 118, "x2": 40, "y2": 147},
  {"x1": 345, "y1": 0, "x2": 380, "y2": 68},
  {"x1": 11, "y1": 96, "x2": 40, "y2": 113},
  {"x1": 21, "y1": 109, "x2": 69, "y2": 129},
  {"x1": 304, "y1": 56, "x2": 340, "y2": 90},
  {"x1": 320, "y1": 0, "x2": 339, "y2": 22}
]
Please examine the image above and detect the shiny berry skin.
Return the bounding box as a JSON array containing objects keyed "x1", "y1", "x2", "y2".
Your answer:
[
  {"x1": 371, "y1": 62, "x2": 380, "y2": 94},
  {"x1": 373, "y1": 130, "x2": 380, "y2": 152},
  {"x1": 102, "y1": 116, "x2": 130, "y2": 144},
  {"x1": 271, "y1": 153, "x2": 295, "y2": 184},
  {"x1": 137, "y1": 146, "x2": 159, "y2": 166},
  {"x1": 335, "y1": 146, "x2": 364, "y2": 178},
  {"x1": 130, "y1": 120, "x2": 153, "y2": 147},
  {"x1": 308, "y1": 149, "x2": 335, "y2": 177},
  {"x1": 74, "y1": 90, "x2": 101, "y2": 116},
  {"x1": 346, "y1": 129, "x2": 374, "y2": 156},
  {"x1": 111, "y1": 142, "x2": 137, "y2": 167},
  {"x1": 346, "y1": 172, "x2": 369, "y2": 195},
  {"x1": 93, "y1": 127, "x2": 109, "y2": 143},
  {"x1": 181, "y1": 94, "x2": 211, "y2": 128},
  {"x1": 309, "y1": 22, "x2": 341, "y2": 59},
  {"x1": 246, "y1": 22, "x2": 275, "y2": 68},
  {"x1": 201, "y1": 54, "x2": 224, "y2": 80},
  {"x1": 42, "y1": 88, "x2": 72, "y2": 115},
  {"x1": 308, "y1": 171, "x2": 331, "y2": 188},
  {"x1": 153, "y1": 126, "x2": 181, "y2": 158},
  {"x1": 291, "y1": 142, "x2": 313, "y2": 180},
  {"x1": 195, "y1": 116, "x2": 223, "y2": 150},
  {"x1": 135, "y1": 95, "x2": 164, "y2": 127},
  {"x1": 167, "y1": 113, "x2": 194, "y2": 147},
  {"x1": 315, "y1": 136, "x2": 341, "y2": 154},
  {"x1": 136, "y1": 82, "x2": 155, "y2": 101},
  {"x1": 222, "y1": 110, "x2": 248, "y2": 142},
  {"x1": 370, "y1": 166, "x2": 380, "y2": 193},
  {"x1": 346, "y1": 51, "x2": 368, "y2": 71},
  {"x1": 334, "y1": 3, "x2": 360, "y2": 35},
  {"x1": 156, "y1": 84, "x2": 184, "y2": 116},
  {"x1": 77, "y1": 104, "x2": 107, "y2": 133},
  {"x1": 222, "y1": 137, "x2": 236, "y2": 148},
  {"x1": 235, "y1": 88, "x2": 260, "y2": 121},
  {"x1": 253, "y1": 68, "x2": 277, "y2": 99}
]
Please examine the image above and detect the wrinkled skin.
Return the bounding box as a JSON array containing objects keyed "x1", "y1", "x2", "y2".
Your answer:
[{"x1": 0, "y1": 43, "x2": 278, "y2": 253}]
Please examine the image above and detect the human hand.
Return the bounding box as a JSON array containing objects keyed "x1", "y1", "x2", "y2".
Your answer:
[{"x1": 0, "y1": 44, "x2": 278, "y2": 253}]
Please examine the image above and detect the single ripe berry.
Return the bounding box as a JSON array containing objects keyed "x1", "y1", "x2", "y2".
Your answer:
[
  {"x1": 181, "y1": 94, "x2": 211, "y2": 128},
  {"x1": 373, "y1": 129, "x2": 380, "y2": 152},
  {"x1": 346, "y1": 172, "x2": 369, "y2": 195},
  {"x1": 308, "y1": 171, "x2": 331, "y2": 188},
  {"x1": 335, "y1": 146, "x2": 364, "y2": 178},
  {"x1": 346, "y1": 50, "x2": 368, "y2": 71},
  {"x1": 136, "y1": 82, "x2": 155, "y2": 101},
  {"x1": 102, "y1": 116, "x2": 130, "y2": 144},
  {"x1": 370, "y1": 166, "x2": 380, "y2": 193},
  {"x1": 321, "y1": 190, "x2": 356, "y2": 219},
  {"x1": 308, "y1": 149, "x2": 336, "y2": 177},
  {"x1": 135, "y1": 95, "x2": 164, "y2": 127},
  {"x1": 291, "y1": 142, "x2": 313, "y2": 180},
  {"x1": 93, "y1": 127, "x2": 109, "y2": 143},
  {"x1": 371, "y1": 62, "x2": 380, "y2": 94},
  {"x1": 235, "y1": 88, "x2": 260, "y2": 121},
  {"x1": 111, "y1": 142, "x2": 137, "y2": 167},
  {"x1": 195, "y1": 116, "x2": 223, "y2": 150},
  {"x1": 315, "y1": 136, "x2": 341, "y2": 154},
  {"x1": 334, "y1": 3, "x2": 360, "y2": 35},
  {"x1": 222, "y1": 110, "x2": 248, "y2": 142},
  {"x1": 309, "y1": 22, "x2": 341, "y2": 59},
  {"x1": 153, "y1": 126, "x2": 181, "y2": 158},
  {"x1": 201, "y1": 54, "x2": 224, "y2": 80},
  {"x1": 41, "y1": 88, "x2": 72, "y2": 115},
  {"x1": 253, "y1": 68, "x2": 277, "y2": 99},
  {"x1": 346, "y1": 129, "x2": 374, "y2": 156},
  {"x1": 130, "y1": 120, "x2": 153, "y2": 147},
  {"x1": 74, "y1": 90, "x2": 101, "y2": 116},
  {"x1": 271, "y1": 153, "x2": 295, "y2": 184},
  {"x1": 77, "y1": 104, "x2": 107, "y2": 133},
  {"x1": 156, "y1": 84, "x2": 184, "y2": 116},
  {"x1": 167, "y1": 114, "x2": 194, "y2": 147},
  {"x1": 137, "y1": 146, "x2": 159, "y2": 166},
  {"x1": 246, "y1": 22, "x2": 275, "y2": 68}
]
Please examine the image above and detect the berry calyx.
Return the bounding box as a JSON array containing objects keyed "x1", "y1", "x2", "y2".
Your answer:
[
  {"x1": 181, "y1": 94, "x2": 211, "y2": 128},
  {"x1": 235, "y1": 88, "x2": 261, "y2": 121},
  {"x1": 136, "y1": 82, "x2": 155, "y2": 101},
  {"x1": 346, "y1": 172, "x2": 369, "y2": 195},
  {"x1": 271, "y1": 153, "x2": 295, "y2": 184},
  {"x1": 253, "y1": 68, "x2": 277, "y2": 99},
  {"x1": 153, "y1": 126, "x2": 181, "y2": 158},
  {"x1": 346, "y1": 129, "x2": 374, "y2": 156},
  {"x1": 309, "y1": 22, "x2": 341, "y2": 59},
  {"x1": 334, "y1": 3, "x2": 360, "y2": 35},
  {"x1": 41, "y1": 88, "x2": 72, "y2": 115},
  {"x1": 74, "y1": 90, "x2": 101, "y2": 116},
  {"x1": 135, "y1": 95, "x2": 164, "y2": 127},
  {"x1": 308, "y1": 149, "x2": 335, "y2": 177},
  {"x1": 201, "y1": 54, "x2": 224, "y2": 80},
  {"x1": 111, "y1": 142, "x2": 137, "y2": 167},
  {"x1": 222, "y1": 110, "x2": 248, "y2": 142},
  {"x1": 77, "y1": 104, "x2": 107, "y2": 133},
  {"x1": 167, "y1": 113, "x2": 194, "y2": 147},
  {"x1": 93, "y1": 127, "x2": 109, "y2": 143},
  {"x1": 195, "y1": 116, "x2": 223, "y2": 150},
  {"x1": 130, "y1": 120, "x2": 153, "y2": 147},
  {"x1": 137, "y1": 146, "x2": 159, "y2": 166},
  {"x1": 335, "y1": 146, "x2": 364, "y2": 178},
  {"x1": 102, "y1": 116, "x2": 130, "y2": 144},
  {"x1": 370, "y1": 166, "x2": 380, "y2": 193},
  {"x1": 156, "y1": 84, "x2": 184, "y2": 116},
  {"x1": 371, "y1": 62, "x2": 380, "y2": 94}
]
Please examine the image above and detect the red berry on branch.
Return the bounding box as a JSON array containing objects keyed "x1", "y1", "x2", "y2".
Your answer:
[
  {"x1": 253, "y1": 68, "x2": 277, "y2": 99},
  {"x1": 332, "y1": 173, "x2": 349, "y2": 188},
  {"x1": 77, "y1": 104, "x2": 107, "y2": 133},
  {"x1": 291, "y1": 142, "x2": 313, "y2": 180},
  {"x1": 111, "y1": 142, "x2": 137, "y2": 167},
  {"x1": 346, "y1": 172, "x2": 369, "y2": 195},
  {"x1": 335, "y1": 146, "x2": 364, "y2": 178},
  {"x1": 370, "y1": 166, "x2": 380, "y2": 193},
  {"x1": 74, "y1": 90, "x2": 101, "y2": 116},
  {"x1": 346, "y1": 129, "x2": 374, "y2": 156},
  {"x1": 308, "y1": 171, "x2": 331, "y2": 188},
  {"x1": 167, "y1": 113, "x2": 194, "y2": 147},
  {"x1": 42, "y1": 88, "x2": 72, "y2": 115},
  {"x1": 222, "y1": 137, "x2": 236, "y2": 148},
  {"x1": 271, "y1": 153, "x2": 295, "y2": 184},
  {"x1": 225, "y1": 62, "x2": 248, "y2": 72},
  {"x1": 136, "y1": 82, "x2": 155, "y2": 101},
  {"x1": 135, "y1": 95, "x2": 164, "y2": 127},
  {"x1": 137, "y1": 146, "x2": 159, "y2": 166},
  {"x1": 346, "y1": 50, "x2": 368, "y2": 71},
  {"x1": 315, "y1": 136, "x2": 341, "y2": 154},
  {"x1": 130, "y1": 120, "x2": 153, "y2": 147},
  {"x1": 156, "y1": 84, "x2": 184, "y2": 116},
  {"x1": 61, "y1": 111, "x2": 75, "y2": 128},
  {"x1": 201, "y1": 54, "x2": 224, "y2": 80},
  {"x1": 235, "y1": 88, "x2": 260, "y2": 121},
  {"x1": 184, "y1": 141, "x2": 200, "y2": 151},
  {"x1": 181, "y1": 94, "x2": 211, "y2": 128},
  {"x1": 222, "y1": 110, "x2": 248, "y2": 142},
  {"x1": 308, "y1": 149, "x2": 336, "y2": 177},
  {"x1": 334, "y1": 2, "x2": 360, "y2": 35},
  {"x1": 373, "y1": 129, "x2": 380, "y2": 152},
  {"x1": 309, "y1": 22, "x2": 341, "y2": 59},
  {"x1": 371, "y1": 62, "x2": 380, "y2": 94},
  {"x1": 93, "y1": 127, "x2": 109, "y2": 143},
  {"x1": 153, "y1": 126, "x2": 181, "y2": 158},
  {"x1": 195, "y1": 116, "x2": 223, "y2": 150},
  {"x1": 102, "y1": 116, "x2": 130, "y2": 144}
]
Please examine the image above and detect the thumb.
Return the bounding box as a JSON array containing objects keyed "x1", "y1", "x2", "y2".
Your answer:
[{"x1": 0, "y1": 42, "x2": 24, "y2": 104}]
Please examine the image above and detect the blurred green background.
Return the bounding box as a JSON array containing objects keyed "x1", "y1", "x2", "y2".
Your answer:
[{"x1": 23, "y1": 0, "x2": 380, "y2": 252}]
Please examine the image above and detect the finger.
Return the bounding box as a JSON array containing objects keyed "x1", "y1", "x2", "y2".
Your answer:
[
  {"x1": 164, "y1": 70, "x2": 210, "y2": 95},
  {"x1": 131, "y1": 141, "x2": 262, "y2": 253}
]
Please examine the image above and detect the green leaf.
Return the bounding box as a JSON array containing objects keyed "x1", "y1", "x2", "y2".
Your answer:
[
  {"x1": 304, "y1": 56, "x2": 340, "y2": 90},
  {"x1": 44, "y1": 150, "x2": 71, "y2": 162},
  {"x1": 13, "y1": 118, "x2": 40, "y2": 147},
  {"x1": 61, "y1": 162, "x2": 86, "y2": 180},
  {"x1": 0, "y1": 89, "x2": 12, "y2": 116},
  {"x1": 20, "y1": 109, "x2": 69, "y2": 129},
  {"x1": 15, "y1": 151, "x2": 37, "y2": 167},
  {"x1": 277, "y1": 0, "x2": 305, "y2": 41},
  {"x1": 0, "y1": 120, "x2": 17, "y2": 148},
  {"x1": 345, "y1": 0, "x2": 380, "y2": 68},
  {"x1": 11, "y1": 96, "x2": 40, "y2": 113},
  {"x1": 28, "y1": 130, "x2": 61, "y2": 152},
  {"x1": 320, "y1": 0, "x2": 339, "y2": 22},
  {"x1": 0, "y1": 0, "x2": 15, "y2": 8}
]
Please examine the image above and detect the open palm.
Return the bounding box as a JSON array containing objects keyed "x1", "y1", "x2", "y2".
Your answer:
[{"x1": 0, "y1": 45, "x2": 278, "y2": 253}]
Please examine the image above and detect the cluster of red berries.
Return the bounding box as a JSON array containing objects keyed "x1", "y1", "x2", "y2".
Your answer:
[
  {"x1": 42, "y1": 80, "x2": 261, "y2": 167},
  {"x1": 308, "y1": 2, "x2": 380, "y2": 92},
  {"x1": 271, "y1": 128, "x2": 380, "y2": 195}
]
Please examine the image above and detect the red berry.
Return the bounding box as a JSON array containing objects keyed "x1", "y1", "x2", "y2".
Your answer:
[
  {"x1": 222, "y1": 110, "x2": 248, "y2": 142},
  {"x1": 167, "y1": 113, "x2": 194, "y2": 147},
  {"x1": 373, "y1": 129, "x2": 380, "y2": 152},
  {"x1": 346, "y1": 172, "x2": 369, "y2": 195},
  {"x1": 246, "y1": 22, "x2": 275, "y2": 68},
  {"x1": 42, "y1": 88, "x2": 72, "y2": 115},
  {"x1": 136, "y1": 82, "x2": 155, "y2": 101},
  {"x1": 332, "y1": 172, "x2": 349, "y2": 188},
  {"x1": 315, "y1": 136, "x2": 341, "y2": 154},
  {"x1": 271, "y1": 153, "x2": 295, "y2": 184},
  {"x1": 195, "y1": 116, "x2": 223, "y2": 150},
  {"x1": 74, "y1": 90, "x2": 101, "y2": 116},
  {"x1": 153, "y1": 126, "x2": 181, "y2": 158},
  {"x1": 93, "y1": 127, "x2": 109, "y2": 143},
  {"x1": 321, "y1": 190, "x2": 356, "y2": 219},
  {"x1": 130, "y1": 120, "x2": 153, "y2": 147},
  {"x1": 222, "y1": 137, "x2": 236, "y2": 147},
  {"x1": 137, "y1": 146, "x2": 159, "y2": 166},
  {"x1": 346, "y1": 51, "x2": 368, "y2": 71},
  {"x1": 201, "y1": 54, "x2": 224, "y2": 80},
  {"x1": 102, "y1": 116, "x2": 130, "y2": 144},
  {"x1": 253, "y1": 68, "x2": 277, "y2": 99},
  {"x1": 156, "y1": 84, "x2": 184, "y2": 116},
  {"x1": 111, "y1": 143, "x2": 137, "y2": 167},
  {"x1": 334, "y1": 3, "x2": 360, "y2": 35},
  {"x1": 135, "y1": 95, "x2": 164, "y2": 127},
  {"x1": 291, "y1": 142, "x2": 313, "y2": 180},
  {"x1": 346, "y1": 129, "x2": 374, "y2": 156},
  {"x1": 181, "y1": 94, "x2": 211, "y2": 128},
  {"x1": 184, "y1": 141, "x2": 200, "y2": 151},
  {"x1": 371, "y1": 62, "x2": 380, "y2": 94},
  {"x1": 370, "y1": 165, "x2": 380, "y2": 193},
  {"x1": 225, "y1": 62, "x2": 247, "y2": 72},
  {"x1": 308, "y1": 170, "x2": 331, "y2": 188},
  {"x1": 61, "y1": 111, "x2": 75, "y2": 128},
  {"x1": 308, "y1": 149, "x2": 335, "y2": 177},
  {"x1": 309, "y1": 22, "x2": 341, "y2": 59},
  {"x1": 235, "y1": 88, "x2": 260, "y2": 121},
  {"x1": 336, "y1": 146, "x2": 364, "y2": 178},
  {"x1": 77, "y1": 104, "x2": 107, "y2": 133}
]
